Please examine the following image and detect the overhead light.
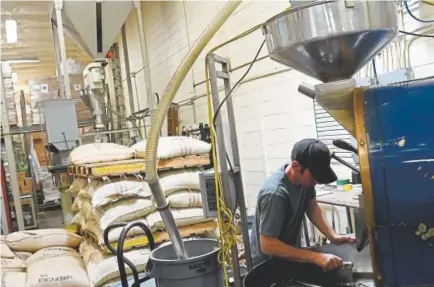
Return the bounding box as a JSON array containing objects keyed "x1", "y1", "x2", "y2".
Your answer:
[
  {"x1": 12, "y1": 73, "x2": 18, "y2": 84},
  {"x1": 2, "y1": 58, "x2": 40, "y2": 64},
  {"x1": 5, "y1": 19, "x2": 18, "y2": 44}
]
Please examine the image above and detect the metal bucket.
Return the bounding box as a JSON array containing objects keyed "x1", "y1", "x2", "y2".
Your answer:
[{"x1": 150, "y1": 238, "x2": 224, "y2": 287}]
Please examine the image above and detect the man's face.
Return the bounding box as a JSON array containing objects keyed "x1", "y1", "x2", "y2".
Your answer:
[{"x1": 292, "y1": 161, "x2": 318, "y2": 188}]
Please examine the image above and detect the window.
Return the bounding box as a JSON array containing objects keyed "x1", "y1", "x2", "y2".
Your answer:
[{"x1": 313, "y1": 100, "x2": 353, "y2": 161}]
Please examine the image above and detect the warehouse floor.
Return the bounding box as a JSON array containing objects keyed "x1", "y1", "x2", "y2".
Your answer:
[{"x1": 36, "y1": 208, "x2": 64, "y2": 229}]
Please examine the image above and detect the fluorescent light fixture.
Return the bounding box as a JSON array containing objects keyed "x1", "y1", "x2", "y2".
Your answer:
[
  {"x1": 5, "y1": 19, "x2": 18, "y2": 44},
  {"x1": 12, "y1": 73, "x2": 18, "y2": 84},
  {"x1": 2, "y1": 58, "x2": 40, "y2": 64}
]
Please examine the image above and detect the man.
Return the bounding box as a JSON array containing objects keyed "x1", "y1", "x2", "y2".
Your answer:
[{"x1": 250, "y1": 138, "x2": 355, "y2": 270}]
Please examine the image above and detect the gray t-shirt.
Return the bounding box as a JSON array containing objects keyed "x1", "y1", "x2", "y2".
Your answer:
[{"x1": 250, "y1": 163, "x2": 316, "y2": 266}]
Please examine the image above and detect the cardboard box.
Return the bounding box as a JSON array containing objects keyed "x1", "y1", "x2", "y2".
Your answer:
[
  {"x1": 19, "y1": 178, "x2": 33, "y2": 194},
  {"x1": 31, "y1": 132, "x2": 45, "y2": 140},
  {"x1": 75, "y1": 98, "x2": 92, "y2": 122},
  {"x1": 17, "y1": 172, "x2": 26, "y2": 181},
  {"x1": 30, "y1": 133, "x2": 49, "y2": 166},
  {"x1": 28, "y1": 76, "x2": 58, "y2": 92}
]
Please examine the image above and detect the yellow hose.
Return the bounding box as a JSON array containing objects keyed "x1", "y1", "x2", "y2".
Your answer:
[
  {"x1": 206, "y1": 3, "x2": 291, "y2": 56},
  {"x1": 422, "y1": 0, "x2": 434, "y2": 6}
]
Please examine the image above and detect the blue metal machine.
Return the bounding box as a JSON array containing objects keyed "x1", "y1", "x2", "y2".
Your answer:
[{"x1": 360, "y1": 77, "x2": 434, "y2": 285}]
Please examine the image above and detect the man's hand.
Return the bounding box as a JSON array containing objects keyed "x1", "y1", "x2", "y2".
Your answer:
[
  {"x1": 331, "y1": 234, "x2": 356, "y2": 245},
  {"x1": 313, "y1": 253, "x2": 343, "y2": 271}
]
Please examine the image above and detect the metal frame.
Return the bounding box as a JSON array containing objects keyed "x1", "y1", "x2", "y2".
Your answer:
[
  {"x1": 1, "y1": 159, "x2": 12, "y2": 234},
  {"x1": 207, "y1": 54, "x2": 253, "y2": 286},
  {"x1": 19, "y1": 90, "x2": 40, "y2": 217},
  {"x1": 133, "y1": 0, "x2": 154, "y2": 121},
  {"x1": 1, "y1": 66, "x2": 25, "y2": 231},
  {"x1": 9, "y1": 195, "x2": 37, "y2": 230},
  {"x1": 108, "y1": 43, "x2": 129, "y2": 144},
  {"x1": 53, "y1": 0, "x2": 72, "y2": 100}
]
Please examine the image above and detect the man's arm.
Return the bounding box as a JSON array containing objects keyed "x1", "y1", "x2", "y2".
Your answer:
[
  {"x1": 306, "y1": 197, "x2": 337, "y2": 240},
  {"x1": 260, "y1": 234, "x2": 318, "y2": 263},
  {"x1": 260, "y1": 235, "x2": 343, "y2": 270},
  {"x1": 258, "y1": 192, "x2": 342, "y2": 270},
  {"x1": 306, "y1": 197, "x2": 355, "y2": 244}
]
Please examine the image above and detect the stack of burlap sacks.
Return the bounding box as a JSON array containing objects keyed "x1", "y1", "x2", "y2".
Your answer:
[
  {"x1": 1, "y1": 229, "x2": 87, "y2": 286},
  {"x1": 67, "y1": 136, "x2": 216, "y2": 286}
]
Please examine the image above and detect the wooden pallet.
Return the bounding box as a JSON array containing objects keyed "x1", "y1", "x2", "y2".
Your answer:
[
  {"x1": 158, "y1": 154, "x2": 210, "y2": 171},
  {"x1": 69, "y1": 155, "x2": 210, "y2": 178}
]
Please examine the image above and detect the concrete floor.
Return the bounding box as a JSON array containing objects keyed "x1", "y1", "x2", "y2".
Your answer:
[{"x1": 36, "y1": 208, "x2": 64, "y2": 229}]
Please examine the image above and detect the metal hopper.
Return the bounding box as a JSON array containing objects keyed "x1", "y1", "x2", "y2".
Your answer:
[
  {"x1": 262, "y1": 0, "x2": 399, "y2": 136},
  {"x1": 52, "y1": 1, "x2": 134, "y2": 59}
]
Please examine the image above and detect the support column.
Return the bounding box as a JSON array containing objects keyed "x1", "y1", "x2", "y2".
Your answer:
[
  {"x1": 54, "y1": 0, "x2": 72, "y2": 99},
  {"x1": 133, "y1": 1, "x2": 154, "y2": 118},
  {"x1": 1, "y1": 66, "x2": 25, "y2": 231}
]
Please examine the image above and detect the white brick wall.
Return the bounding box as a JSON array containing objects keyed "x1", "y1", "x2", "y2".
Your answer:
[{"x1": 115, "y1": 1, "x2": 434, "y2": 216}]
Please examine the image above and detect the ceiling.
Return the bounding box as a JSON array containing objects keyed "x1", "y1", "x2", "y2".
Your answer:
[{"x1": 1, "y1": 1, "x2": 92, "y2": 88}]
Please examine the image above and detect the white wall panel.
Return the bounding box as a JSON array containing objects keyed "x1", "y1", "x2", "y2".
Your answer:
[{"x1": 115, "y1": 1, "x2": 434, "y2": 217}]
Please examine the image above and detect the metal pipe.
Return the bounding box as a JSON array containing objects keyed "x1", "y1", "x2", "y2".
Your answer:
[
  {"x1": 179, "y1": 68, "x2": 292, "y2": 106},
  {"x1": 405, "y1": 26, "x2": 434, "y2": 68},
  {"x1": 230, "y1": 55, "x2": 269, "y2": 72},
  {"x1": 121, "y1": 24, "x2": 136, "y2": 117},
  {"x1": 87, "y1": 90, "x2": 105, "y2": 130},
  {"x1": 331, "y1": 153, "x2": 360, "y2": 173},
  {"x1": 298, "y1": 83, "x2": 316, "y2": 99},
  {"x1": 50, "y1": 17, "x2": 63, "y2": 90},
  {"x1": 54, "y1": 0, "x2": 72, "y2": 99},
  {"x1": 372, "y1": 58, "x2": 378, "y2": 84},
  {"x1": 134, "y1": 1, "x2": 154, "y2": 120},
  {"x1": 79, "y1": 127, "x2": 136, "y2": 137},
  {"x1": 193, "y1": 55, "x2": 270, "y2": 88}
]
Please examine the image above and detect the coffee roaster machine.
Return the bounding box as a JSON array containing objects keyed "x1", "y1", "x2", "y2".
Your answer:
[{"x1": 240, "y1": 1, "x2": 434, "y2": 286}]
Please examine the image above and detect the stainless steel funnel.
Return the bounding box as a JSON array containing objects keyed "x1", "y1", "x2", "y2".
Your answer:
[
  {"x1": 262, "y1": 1, "x2": 398, "y2": 136},
  {"x1": 52, "y1": 1, "x2": 133, "y2": 59},
  {"x1": 262, "y1": 0, "x2": 398, "y2": 83}
]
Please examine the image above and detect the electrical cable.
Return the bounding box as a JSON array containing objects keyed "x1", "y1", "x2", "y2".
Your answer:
[
  {"x1": 211, "y1": 39, "x2": 267, "y2": 214},
  {"x1": 212, "y1": 39, "x2": 267, "y2": 129},
  {"x1": 154, "y1": 92, "x2": 160, "y2": 105},
  {"x1": 399, "y1": 29, "x2": 434, "y2": 37},
  {"x1": 404, "y1": 0, "x2": 434, "y2": 23}
]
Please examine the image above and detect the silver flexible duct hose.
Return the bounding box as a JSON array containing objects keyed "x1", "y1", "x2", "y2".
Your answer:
[{"x1": 144, "y1": 1, "x2": 242, "y2": 259}]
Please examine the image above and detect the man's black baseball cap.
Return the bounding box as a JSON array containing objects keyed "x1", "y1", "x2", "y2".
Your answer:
[{"x1": 291, "y1": 138, "x2": 337, "y2": 184}]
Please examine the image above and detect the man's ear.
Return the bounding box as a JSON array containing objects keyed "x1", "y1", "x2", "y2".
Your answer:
[{"x1": 291, "y1": 160, "x2": 301, "y2": 171}]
